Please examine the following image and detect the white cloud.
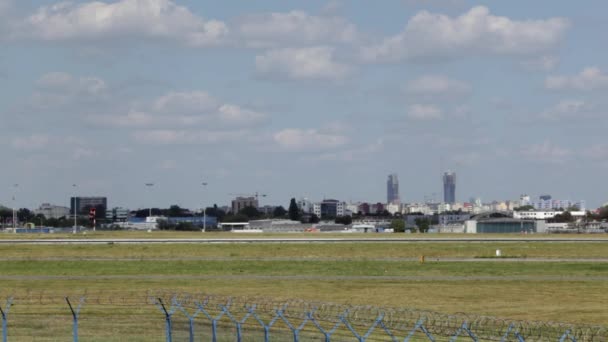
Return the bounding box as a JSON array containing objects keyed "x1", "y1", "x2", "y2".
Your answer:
[
  {"x1": 407, "y1": 104, "x2": 443, "y2": 120},
  {"x1": 274, "y1": 128, "x2": 349, "y2": 150},
  {"x1": 256, "y1": 46, "x2": 351, "y2": 80},
  {"x1": 405, "y1": 75, "x2": 470, "y2": 98},
  {"x1": 218, "y1": 105, "x2": 266, "y2": 126},
  {"x1": 545, "y1": 67, "x2": 608, "y2": 91},
  {"x1": 540, "y1": 100, "x2": 594, "y2": 120},
  {"x1": 236, "y1": 10, "x2": 358, "y2": 48},
  {"x1": 21, "y1": 0, "x2": 228, "y2": 46},
  {"x1": 521, "y1": 55, "x2": 559, "y2": 72},
  {"x1": 153, "y1": 91, "x2": 218, "y2": 114},
  {"x1": 11, "y1": 134, "x2": 50, "y2": 150},
  {"x1": 583, "y1": 144, "x2": 608, "y2": 161},
  {"x1": 361, "y1": 6, "x2": 569, "y2": 63},
  {"x1": 521, "y1": 141, "x2": 571, "y2": 164},
  {"x1": 133, "y1": 129, "x2": 245, "y2": 145},
  {"x1": 305, "y1": 139, "x2": 384, "y2": 163},
  {"x1": 36, "y1": 72, "x2": 107, "y2": 95},
  {"x1": 89, "y1": 90, "x2": 267, "y2": 128},
  {"x1": 30, "y1": 72, "x2": 108, "y2": 109}
]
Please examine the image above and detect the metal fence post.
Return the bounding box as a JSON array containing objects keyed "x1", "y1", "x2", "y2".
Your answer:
[
  {"x1": 196, "y1": 300, "x2": 230, "y2": 342},
  {"x1": 308, "y1": 309, "x2": 345, "y2": 342},
  {"x1": 449, "y1": 322, "x2": 478, "y2": 342},
  {"x1": 66, "y1": 297, "x2": 85, "y2": 342},
  {"x1": 155, "y1": 298, "x2": 177, "y2": 342},
  {"x1": 223, "y1": 304, "x2": 253, "y2": 342},
  {"x1": 0, "y1": 298, "x2": 13, "y2": 342},
  {"x1": 559, "y1": 330, "x2": 576, "y2": 342},
  {"x1": 277, "y1": 307, "x2": 310, "y2": 342},
  {"x1": 404, "y1": 318, "x2": 435, "y2": 342},
  {"x1": 175, "y1": 299, "x2": 202, "y2": 342},
  {"x1": 250, "y1": 305, "x2": 281, "y2": 342}
]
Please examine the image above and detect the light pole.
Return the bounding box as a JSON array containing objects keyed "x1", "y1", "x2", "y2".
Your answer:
[
  {"x1": 201, "y1": 182, "x2": 208, "y2": 232},
  {"x1": 12, "y1": 184, "x2": 18, "y2": 232},
  {"x1": 145, "y1": 183, "x2": 154, "y2": 218},
  {"x1": 72, "y1": 184, "x2": 77, "y2": 234}
]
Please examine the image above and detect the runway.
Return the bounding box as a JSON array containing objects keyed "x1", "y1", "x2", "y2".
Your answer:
[{"x1": 0, "y1": 237, "x2": 607, "y2": 244}]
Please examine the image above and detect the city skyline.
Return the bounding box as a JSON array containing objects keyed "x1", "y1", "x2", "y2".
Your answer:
[{"x1": 1, "y1": 1, "x2": 608, "y2": 209}]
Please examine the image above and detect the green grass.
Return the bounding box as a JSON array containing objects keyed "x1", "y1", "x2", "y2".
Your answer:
[
  {"x1": 1, "y1": 230, "x2": 607, "y2": 239},
  {"x1": 0, "y1": 260, "x2": 606, "y2": 277},
  {"x1": 0, "y1": 240, "x2": 606, "y2": 336},
  {"x1": 1, "y1": 241, "x2": 608, "y2": 259}
]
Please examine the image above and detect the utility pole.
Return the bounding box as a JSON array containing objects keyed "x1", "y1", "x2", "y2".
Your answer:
[
  {"x1": 72, "y1": 184, "x2": 77, "y2": 234},
  {"x1": 12, "y1": 184, "x2": 18, "y2": 232},
  {"x1": 201, "y1": 182, "x2": 208, "y2": 232},
  {"x1": 145, "y1": 183, "x2": 154, "y2": 218}
]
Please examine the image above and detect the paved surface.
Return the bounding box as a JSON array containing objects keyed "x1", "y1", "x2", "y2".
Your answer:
[
  {"x1": 0, "y1": 257, "x2": 607, "y2": 262},
  {"x1": 0, "y1": 274, "x2": 606, "y2": 281},
  {"x1": 0, "y1": 237, "x2": 607, "y2": 244}
]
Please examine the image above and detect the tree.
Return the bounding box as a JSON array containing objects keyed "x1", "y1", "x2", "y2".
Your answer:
[
  {"x1": 415, "y1": 218, "x2": 430, "y2": 233},
  {"x1": 514, "y1": 205, "x2": 535, "y2": 211},
  {"x1": 205, "y1": 204, "x2": 226, "y2": 221},
  {"x1": 288, "y1": 198, "x2": 300, "y2": 221},
  {"x1": 550, "y1": 211, "x2": 574, "y2": 223},
  {"x1": 598, "y1": 206, "x2": 608, "y2": 220},
  {"x1": 390, "y1": 219, "x2": 405, "y2": 233},
  {"x1": 335, "y1": 216, "x2": 352, "y2": 225},
  {"x1": 17, "y1": 208, "x2": 35, "y2": 222},
  {"x1": 273, "y1": 206, "x2": 287, "y2": 218},
  {"x1": 309, "y1": 214, "x2": 320, "y2": 224},
  {"x1": 167, "y1": 205, "x2": 183, "y2": 217},
  {"x1": 239, "y1": 206, "x2": 261, "y2": 219}
]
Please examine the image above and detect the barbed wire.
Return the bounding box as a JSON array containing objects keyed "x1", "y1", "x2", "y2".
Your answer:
[{"x1": 0, "y1": 290, "x2": 605, "y2": 341}]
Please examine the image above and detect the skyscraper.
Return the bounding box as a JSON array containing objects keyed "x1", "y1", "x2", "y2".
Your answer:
[
  {"x1": 387, "y1": 174, "x2": 400, "y2": 204},
  {"x1": 443, "y1": 171, "x2": 456, "y2": 204}
]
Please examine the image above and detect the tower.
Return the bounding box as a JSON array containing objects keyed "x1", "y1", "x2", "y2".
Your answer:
[
  {"x1": 387, "y1": 174, "x2": 400, "y2": 204},
  {"x1": 443, "y1": 171, "x2": 456, "y2": 204}
]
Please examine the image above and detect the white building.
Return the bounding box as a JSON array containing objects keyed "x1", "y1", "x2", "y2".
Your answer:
[
  {"x1": 513, "y1": 211, "x2": 586, "y2": 220},
  {"x1": 297, "y1": 198, "x2": 314, "y2": 214},
  {"x1": 34, "y1": 203, "x2": 70, "y2": 219},
  {"x1": 313, "y1": 203, "x2": 321, "y2": 217},
  {"x1": 386, "y1": 203, "x2": 401, "y2": 215}
]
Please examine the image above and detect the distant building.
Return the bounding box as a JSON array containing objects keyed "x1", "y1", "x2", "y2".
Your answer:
[
  {"x1": 297, "y1": 198, "x2": 314, "y2": 214},
  {"x1": 443, "y1": 171, "x2": 456, "y2": 204},
  {"x1": 358, "y1": 202, "x2": 370, "y2": 215},
  {"x1": 34, "y1": 203, "x2": 70, "y2": 219},
  {"x1": 532, "y1": 196, "x2": 586, "y2": 211},
  {"x1": 438, "y1": 213, "x2": 471, "y2": 225},
  {"x1": 70, "y1": 197, "x2": 107, "y2": 219},
  {"x1": 319, "y1": 199, "x2": 345, "y2": 218},
  {"x1": 106, "y1": 207, "x2": 130, "y2": 222},
  {"x1": 387, "y1": 174, "x2": 400, "y2": 204},
  {"x1": 386, "y1": 203, "x2": 401, "y2": 215},
  {"x1": 258, "y1": 205, "x2": 276, "y2": 216},
  {"x1": 231, "y1": 197, "x2": 258, "y2": 213},
  {"x1": 513, "y1": 210, "x2": 586, "y2": 220}
]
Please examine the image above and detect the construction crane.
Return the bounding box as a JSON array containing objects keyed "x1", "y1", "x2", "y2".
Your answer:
[{"x1": 228, "y1": 192, "x2": 267, "y2": 201}]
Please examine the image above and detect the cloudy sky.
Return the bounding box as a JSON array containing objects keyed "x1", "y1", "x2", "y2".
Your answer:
[{"x1": 1, "y1": 0, "x2": 607, "y2": 210}]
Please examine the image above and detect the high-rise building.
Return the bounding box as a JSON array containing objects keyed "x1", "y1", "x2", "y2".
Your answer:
[
  {"x1": 231, "y1": 197, "x2": 258, "y2": 213},
  {"x1": 443, "y1": 171, "x2": 456, "y2": 204},
  {"x1": 386, "y1": 174, "x2": 400, "y2": 204},
  {"x1": 70, "y1": 197, "x2": 107, "y2": 219}
]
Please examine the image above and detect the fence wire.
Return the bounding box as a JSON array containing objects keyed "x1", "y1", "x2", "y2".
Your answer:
[{"x1": 0, "y1": 290, "x2": 605, "y2": 341}]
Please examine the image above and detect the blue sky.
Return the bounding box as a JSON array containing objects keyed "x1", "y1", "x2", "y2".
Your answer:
[{"x1": 1, "y1": 0, "x2": 607, "y2": 210}]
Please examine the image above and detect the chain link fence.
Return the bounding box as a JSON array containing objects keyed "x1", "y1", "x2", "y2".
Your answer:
[{"x1": 0, "y1": 291, "x2": 605, "y2": 341}]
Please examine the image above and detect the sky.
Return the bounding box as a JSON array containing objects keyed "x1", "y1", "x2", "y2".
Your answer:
[{"x1": 1, "y1": 0, "x2": 607, "y2": 210}]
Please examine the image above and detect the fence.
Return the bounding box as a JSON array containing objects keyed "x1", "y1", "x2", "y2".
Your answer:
[{"x1": 0, "y1": 291, "x2": 605, "y2": 341}]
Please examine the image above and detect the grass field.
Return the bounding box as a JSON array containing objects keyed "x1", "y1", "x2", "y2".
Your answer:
[
  {"x1": 1, "y1": 230, "x2": 607, "y2": 239},
  {"x1": 0, "y1": 237, "x2": 606, "y2": 340}
]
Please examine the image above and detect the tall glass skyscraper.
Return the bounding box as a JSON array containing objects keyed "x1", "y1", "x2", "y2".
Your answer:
[
  {"x1": 387, "y1": 174, "x2": 400, "y2": 204},
  {"x1": 443, "y1": 171, "x2": 456, "y2": 204}
]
